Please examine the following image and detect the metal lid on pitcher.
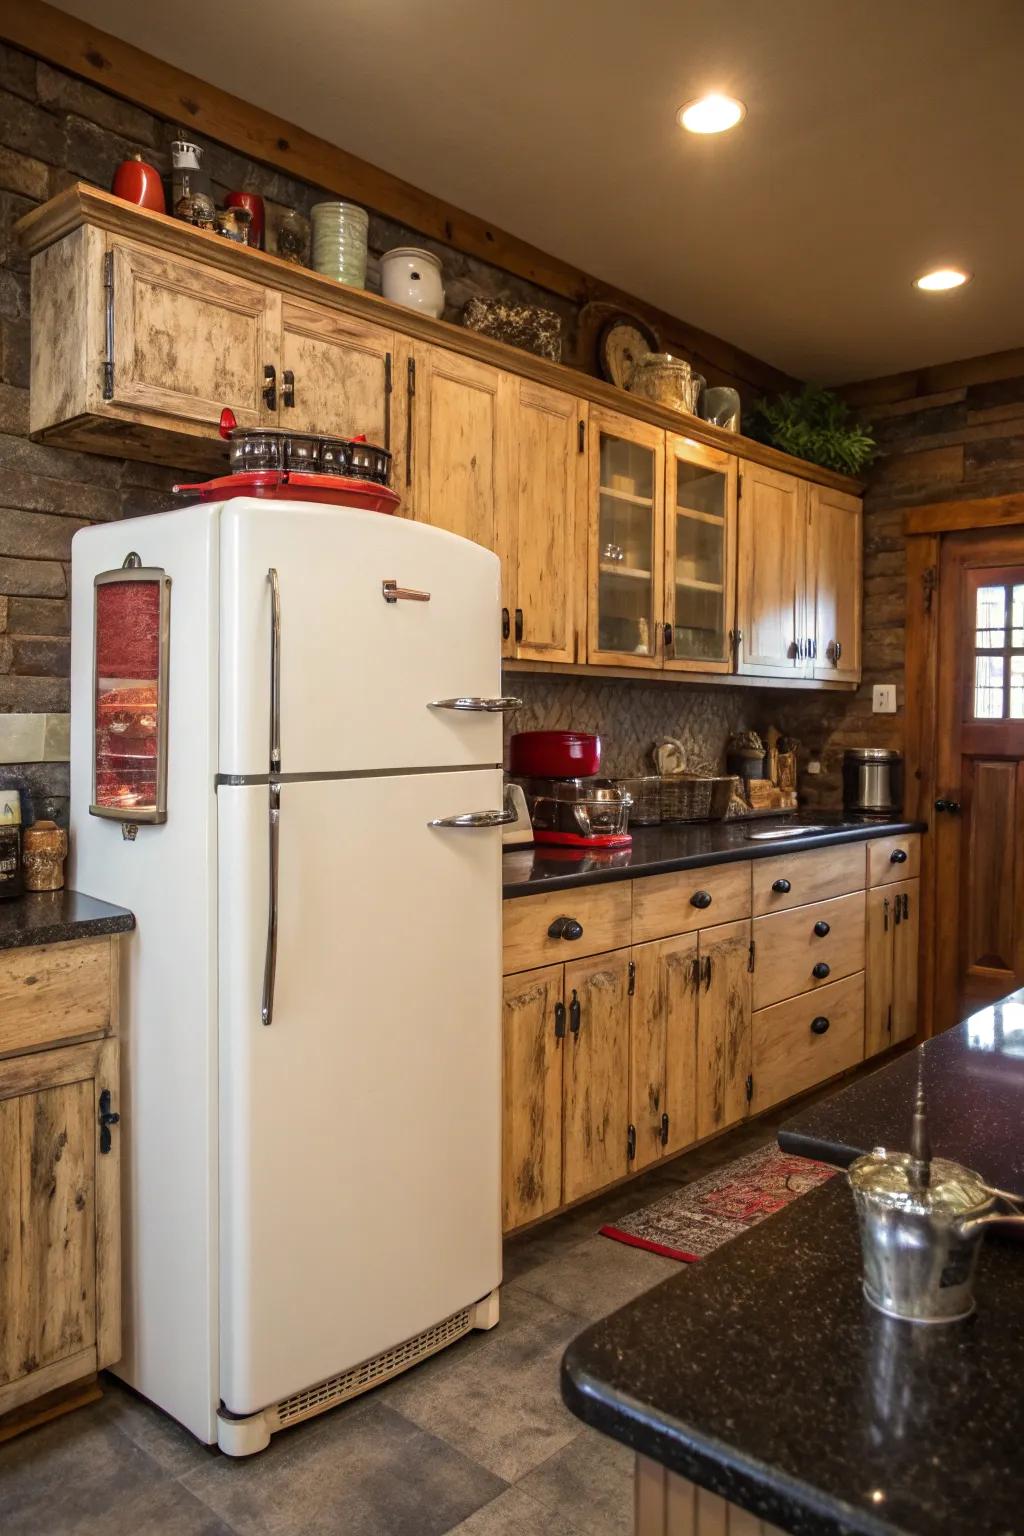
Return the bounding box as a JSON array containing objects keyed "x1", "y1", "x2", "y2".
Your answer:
[{"x1": 849, "y1": 1148, "x2": 990, "y2": 1219}]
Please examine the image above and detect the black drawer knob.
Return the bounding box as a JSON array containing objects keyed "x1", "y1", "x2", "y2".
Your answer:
[
  {"x1": 548, "y1": 916, "x2": 583, "y2": 941},
  {"x1": 813, "y1": 920, "x2": 831, "y2": 937},
  {"x1": 812, "y1": 961, "x2": 831, "y2": 979},
  {"x1": 772, "y1": 878, "x2": 791, "y2": 894},
  {"x1": 890, "y1": 848, "x2": 908, "y2": 864},
  {"x1": 810, "y1": 1016, "x2": 830, "y2": 1035},
  {"x1": 690, "y1": 890, "x2": 713, "y2": 909}
]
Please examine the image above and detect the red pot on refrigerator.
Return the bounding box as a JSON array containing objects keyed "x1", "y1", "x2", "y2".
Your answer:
[{"x1": 508, "y1": 731, "x2": 602, "y2": 779}]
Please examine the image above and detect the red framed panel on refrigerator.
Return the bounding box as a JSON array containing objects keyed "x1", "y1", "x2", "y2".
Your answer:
[{"x1": 91, "y1": 559, "x2": 172, "y2": 824}]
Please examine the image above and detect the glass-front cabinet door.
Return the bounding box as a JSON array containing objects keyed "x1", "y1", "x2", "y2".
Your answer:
[
  {"x1": 586, "y1": 409, "x2": 664, "y2": 668},
  {"x1": 663, "y1": 436, "x2": 737, "y2": 672}
]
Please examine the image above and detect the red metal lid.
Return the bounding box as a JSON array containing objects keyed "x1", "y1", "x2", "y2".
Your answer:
[{"x1": 172, "y1": 470, "x2": 401, "y2": 512}]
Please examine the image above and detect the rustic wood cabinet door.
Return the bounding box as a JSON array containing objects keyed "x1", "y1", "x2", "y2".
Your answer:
[
  {"x1": 507, "y1": 380, "x2": 584, "y2": 663},
  {"x1": 563, "y1": 950, "x2": 631, "y2": 1203},
  {"x1": 735, "y1": 465, "x2": 808, "y2": 676},
  {"x1": 409, "y1": 343, "x2": 511, "y2": 561},
  {"x1": 108, "y1": 238, "x2": 280, "y2": 430},
  {"x1": 864, "y1": 884, "x2": 894, "y2": 1057},
  {"x1": 280, "y1": 297, "x2": 396, "y2": 450},
  {"x1": 809, "y1": 487, "x2": 862, "y2": 682},
  {"x1": 695, "y1": 920, "x2": 752, "y2": 1139},
  {"x1": 891, "y1": 878, "x2": 920, "y2": 1045},
  {"x1": 0, "y1": 1038, "x2": 120, "y2": 1416},
  {"x1": 586, "y1": 409, "x2": 666, "y2": 669},
  {"x1": 501, "y1": 966, "x2": 565, "y2": 1231},
  {"x1": 663, "y1": 437, "x2": 737, "y2": 673},
  {"x1": 629, "y1": 935, "x2": 699, "y2": 1170}
]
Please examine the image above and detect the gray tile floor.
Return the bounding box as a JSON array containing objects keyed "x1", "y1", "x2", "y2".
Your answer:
[{"x1": 0, "y1": 1115, "x2": 792, "y2": 1536}]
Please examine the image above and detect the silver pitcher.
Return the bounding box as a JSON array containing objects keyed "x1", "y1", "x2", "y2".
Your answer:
[{"x1": 849, "y1": 1066, "x2": 1024, "y2": 1323}]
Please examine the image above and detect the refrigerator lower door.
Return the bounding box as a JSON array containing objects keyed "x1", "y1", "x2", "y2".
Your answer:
[
  {"x1": 218, "y1": 499, "x2": 507, "y2": 778},
  {"x1": 218, "y1": 769, "x2": 503, "y2": 1415}
]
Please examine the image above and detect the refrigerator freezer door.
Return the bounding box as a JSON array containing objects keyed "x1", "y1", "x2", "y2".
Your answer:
[
  {"x1": 218, "y1": 769, "x2": 503, "y2": 1415},
  {"x1": 218, "y1": 499, "x2": 506, "y2": 777}
]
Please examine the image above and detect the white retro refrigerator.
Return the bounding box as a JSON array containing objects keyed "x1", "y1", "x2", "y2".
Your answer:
[{"x1": 70, "y1": 497, "x2": 510, "y2": 1454}]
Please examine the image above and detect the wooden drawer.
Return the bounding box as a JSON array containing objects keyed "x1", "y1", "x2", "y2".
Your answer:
[
  {"x1": 751, "y1": 971, "x2": 865, "y2": 1113},
  {"x1": 868, "y1": 833, "x2": 921, "y2": 887},
  {"x1": 752, "y1": 891, "x2": 865, "y2": 1010},
  {"x1": 0, "y1": 939, "x2": 114, "y2": 1058},
  {"x1": 632, "y1": 861, "x2": 751, "y2": 944},
  {"x1": 752, "y1": 841, "x2": 865, "y2": 915},
  {"x1": 503, "y1": 882, "x2": 632, "y2": 974}
]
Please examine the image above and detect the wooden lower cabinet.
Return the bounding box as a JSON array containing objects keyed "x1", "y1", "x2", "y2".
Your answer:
[
  {"x1": 501, "y1": 966, "x2": 564, "y2": 1230},
  {"x1": 629, "y1": 934, "x2": 699, "y2": 1170},
  {"x1": 563, "y1": 951, "x2": 632, "y2": 1204},
  {"x1": 865, "y1": 878, "x2": 921, "y2": 1056},
  {"x1": 750, "y1": 972, "x2": 865, "y2": 1114},
  {"x1": 695, "y1": 920, "x2": 753, "y2": 1140},
  {"x1": 0, "y1": 1037, "x2": 120, "y2": 1417}
]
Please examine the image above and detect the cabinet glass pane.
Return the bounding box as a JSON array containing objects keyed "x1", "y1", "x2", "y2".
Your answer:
[
  {"x1": 670, "y1": 459, "x2": 727, "y2": 662},
  {"x1": 597, "y1": 433, "x2": 656, "y2": 656}
]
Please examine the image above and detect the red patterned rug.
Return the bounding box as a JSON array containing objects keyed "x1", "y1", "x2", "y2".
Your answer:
[{"x1": 600, "y1": 1143, "x2": 837, "y2": 1262}]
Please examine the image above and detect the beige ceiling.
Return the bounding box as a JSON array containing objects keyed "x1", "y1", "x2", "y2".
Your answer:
[{"x1": 60, "y1": 0, "x2": 1022, "y2": 383}]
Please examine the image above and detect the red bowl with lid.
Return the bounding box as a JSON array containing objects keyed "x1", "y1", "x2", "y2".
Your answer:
[{"x1": 509, "y1": 731, "x2": 602, "y2": 778}]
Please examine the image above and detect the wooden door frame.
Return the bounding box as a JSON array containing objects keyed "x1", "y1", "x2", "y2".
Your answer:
[{"x1": 904, "y1": 491, "x2": 1024, "y2": 1035}]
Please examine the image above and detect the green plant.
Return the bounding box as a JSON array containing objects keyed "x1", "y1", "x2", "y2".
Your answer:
[{"x1": 745, "y1": 384, "x2": 877, "y2": 476}]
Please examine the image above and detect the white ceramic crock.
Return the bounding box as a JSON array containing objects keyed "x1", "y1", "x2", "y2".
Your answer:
[{"x1": 380, "y1": 247, "x2": 445, "y2": 318}]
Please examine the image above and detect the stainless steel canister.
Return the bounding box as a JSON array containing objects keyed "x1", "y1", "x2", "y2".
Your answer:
[{"x1": 842, "y1": 747, "x2": 902, "y2": 815}]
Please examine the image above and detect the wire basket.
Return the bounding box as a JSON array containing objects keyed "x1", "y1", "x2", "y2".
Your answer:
[
  {"x1": 611, "y1": 775, "x2": 661, "y2": 825},
  {"x1": 660, "y1": 774, "x2": 738, "y2": 824}
]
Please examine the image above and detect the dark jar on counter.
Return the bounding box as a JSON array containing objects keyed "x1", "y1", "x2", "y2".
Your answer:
[{"x1": 0, "y1": 789, "x2": 23, "y2": 900}]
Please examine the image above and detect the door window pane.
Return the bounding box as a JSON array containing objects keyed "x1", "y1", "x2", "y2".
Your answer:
[
  {"x1": 675, "y1": 461, "x2": 725, "y2": 519},
  {"x1": 974, "y1": 654, "x2": 1005, "y2": 718},
  {"x1": 596, "y1": 433, "x2": 656, "y2": 656},
  {"x1": 1013, "y1": 585, "x2": 1024, "y2": 648},
  {"x1": 1012, "y1": 656, "x2": 1024, "y2": 719},
  {"x1": 976, "y1": 585, "x2": 1006, "y2": 648}
]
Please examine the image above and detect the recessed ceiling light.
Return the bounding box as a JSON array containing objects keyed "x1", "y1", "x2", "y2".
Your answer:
[
  {"x1": 914, "y1": 268, "x2": 971, "y2": 292},
  {"x1": 677, "y1": 95, "x2": 746, "y2": 135}
]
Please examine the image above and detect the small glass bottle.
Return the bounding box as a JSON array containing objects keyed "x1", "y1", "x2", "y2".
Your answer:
[
  {"x1": 0, "y1": 788, "x2": 24, "y2": 900},
  {"x1": 171, "y1": 138, "x2": 215, "y2": 226}
]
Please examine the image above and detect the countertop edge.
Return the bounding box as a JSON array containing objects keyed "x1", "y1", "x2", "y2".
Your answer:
[
  {"x1": 0, "y1": 893, "x2": 136, "y2": 952},
  {"x1": 503, "y1": 820, "x2": 927, "y2": 899}
]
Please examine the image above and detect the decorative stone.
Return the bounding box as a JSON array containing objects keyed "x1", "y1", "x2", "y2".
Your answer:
[{"x1": 462, "y1": 297, "x2": 562, "y2": 362}]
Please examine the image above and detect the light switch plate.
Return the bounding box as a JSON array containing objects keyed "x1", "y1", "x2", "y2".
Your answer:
[{"x1": 872, "y1": 684, "x2": 897, "y2": 714}]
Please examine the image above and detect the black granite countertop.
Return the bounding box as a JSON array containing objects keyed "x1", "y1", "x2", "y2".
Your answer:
[
  {"x1": 503, "y1": 813, "x2": 927, "y2": 897},
  {"x1": 780, "y1": 994, "x2": 1024, "y2": 1197},
  {"x1": 562, "y1": 1176, "x2": 1024, "y2": 1536},
  {"x1": 0, "y1": 889, "x2": 135, "y2": 951}
]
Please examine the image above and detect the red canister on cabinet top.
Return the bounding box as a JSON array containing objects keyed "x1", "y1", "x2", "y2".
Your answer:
[{"x1": 112, "y1": 153, "x2": 166, "y2": 214}]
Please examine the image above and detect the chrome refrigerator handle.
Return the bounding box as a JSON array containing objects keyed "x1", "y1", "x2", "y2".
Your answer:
[
  {"x1": 261, "y1": 783, "x2": 281, "y2": 1025},
  {"x1": 427, "y1": 697, "x2": 522, "y2": 712},
  {"x1": 268, "y1": 568, "x2": 281, "y2": 772}
]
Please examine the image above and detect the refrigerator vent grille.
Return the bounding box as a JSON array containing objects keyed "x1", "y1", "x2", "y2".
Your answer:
[{"x1": 270, "y1": 1306, "x2": 474, "y2": 1429}]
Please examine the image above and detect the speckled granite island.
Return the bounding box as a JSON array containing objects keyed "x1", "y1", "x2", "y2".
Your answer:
[{"x1": 561, "y1": 1175, "x2": 1024, "y2": 1536}]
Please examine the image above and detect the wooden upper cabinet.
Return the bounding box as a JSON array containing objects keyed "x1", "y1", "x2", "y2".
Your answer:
[
  {"x1": 279, "y1": 298, "x2": 396, "y2": 452},
  {"x1": 108, "y1": 238, "x2": 280, "y2": 431},
  {"x1": 409, "y1": 343, "x2": 511, "y2": 562},
  {"x1": 735, "y1": 465, "x2": 808, "y2": 677},
  {"x1": 809, "y1": 486, "x2": 862, "y2": 682},
  {"x1": 586, "y1": 409, "x2": 665, "y2": 669},
  {"x1": 563, "y1": 949, "x2": 631, "y2": 1203},
  {"x1": 664, "y1": 437, "x2": 737, "y2": 673},
  {"x1": 506, "y1": 380, "x2": 584, "y2": 663}
]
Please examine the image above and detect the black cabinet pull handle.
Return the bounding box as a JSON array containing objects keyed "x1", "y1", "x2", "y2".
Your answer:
[
  {"x1": 772, "y1": 878, "x2": 791, "y2": 894},
  {"x1": 281, "y1": 368, "x2": 295, "y2": 407},
  {"x1": 690, "y1": 890, "x2": 713, "y2": 909},
  {"x1": 813, "y1": 920, "x2": 830, "y2": 938},
  {"x1": 514, "y1": 608, "x2": 524, "y2": 643},
  {"x1": 689, "y1": 954, "x2": 701, "y2": 989},
  {"x1": 501, "y1": 607, "x2": 511, "y2": 641},
  {"x1": 812, "y1": 961, "x2": 831, "y2": 980},
  {"x1": 810, "y1": 1016, "x2": 830, "y2": 1035},
  {"x1": 548, "y1": 916, "x2": 583, "y2": 941},
  {"x1": 663, "y1": 622, "x2": 674, "y2": 657},
  {"x1": 627, "y1": 1123, "x2": 637, "y2": 1160},
  {"x1": 98, "y1": 1087, "x2": 120, "y2": 1154},
  {"x1": 902, "y1": 892, "x2": 909, "y2": 920},
  {"x1": 702, "y1": 955, "x2": 713, "y2": 991},
  {"x1": 554, "y1": 1001, "x2": 566, "y2": 1039},
  {"x1": 660, "y1": 1112, "x2": 670, "y2": 1147},
  {"x1": 569, "y1": 990, "x2": 581, "y2": 1034},
  {"x1": 890, "y1": 848, "x2": 908, "y2": 863},
  {"x1": 262, "y1": 363, "x2": 277, "y2": 410},
  {"x1": 894, "y1": 899, "x2": 902, "y2": 926}
]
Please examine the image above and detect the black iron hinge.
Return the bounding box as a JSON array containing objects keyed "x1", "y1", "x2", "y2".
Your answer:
[
  {"x1": 745, "y1": 1073, "x2": 754, "y2": 1103},
  {"x1": 922, "y1": 565, "x2": 938, "y2": 614},
  {"x1": 98, "y1": 1087, "x2": 120, "y2": 1154},
  {"x1": 887, "y1": 1003, "x2": 893, "y2": 1037},
  {"x1": 102, "y1": 249, "x2": 114, "y2": 400},
  {"x1": 748, "y1": 939, "x2": 756, "y2": 972},
  {"x1": 578, "y1": 419, "x2": 585, "y2": 454},
  {"x1": 628, "y1": 960, "x2": 636, "y2": 996},
  {"x1": 627, "y1": 1123, "x2": 637, "y2": 1160}
]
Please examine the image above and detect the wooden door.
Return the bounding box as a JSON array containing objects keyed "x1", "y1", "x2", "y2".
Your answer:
[
  {"x1": 935, "y1": 533, "x2": 1024, "y2": 1030},
  {"x1": 735, "y1": 464, "x2": 809, "y2": 677},
  {"x1": 695, "y1": 919, "x2": 751, "y2": 1140},
  {"x1": 809, "y1": 487, "x2": 862, "y2": 682},
  {"x1": 507, "y1": 380, "x2": 584, "y2": 663},
  {"x1": 629, "y1": 934, "x2": 699, "y2": 1171},
  {"x1": 280, "y1": 297, "x2": 397, "y2": 453},
  {"x1": 586, "y1": 408, "x2": 665, "y2": 668},
  {"x1": 0, "y1": 1039, "x2": 119, "y2": 1417},
  {"x1": 410, "y1": 342, "x2": 511, "y2": 562},
  {"x1": 563, "y1": 950, "x2": 631, "y2": 1203},
  {"x1": 864, "y1": 884, "x2": 894, "y2": 1057},
  {"x1": 501, "y1": 966, "x2": 564, "y2": 1231},
  {"x1": 663, "y1": 437, "x2": 737, "y2": 673},
  {"x1": 108, "y1": 237, "x2": 279, "y2": 430},
  {"x1": 891, "y1": 879, "x2": 920, "y2": 1044}
]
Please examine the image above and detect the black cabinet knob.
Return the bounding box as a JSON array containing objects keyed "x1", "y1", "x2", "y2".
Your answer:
[
  {"x1": 810, "y1": 1016, "x2": 830, "y2": 1035},
  {"x1": 690, "y1": 890, "x2": 713, "y2": 909},
  {"x1": 772, "y1": 878, "x2": 791, "y2": 894},
  {"x1": 934, "y1": 798, "x2": 949, "y2": 813},
  {"x1": 890, "y1": 848, "x2": 908, "y2": 864},
  {"x1": 813, "y1": 920, "x2": 830, "y2": 938},
  {"x1": 812, "y1": 961, "x2": 831, "y2": 979},
  {"x1": 548, "y1": 916, "x2": 583, "y2": 941}
]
